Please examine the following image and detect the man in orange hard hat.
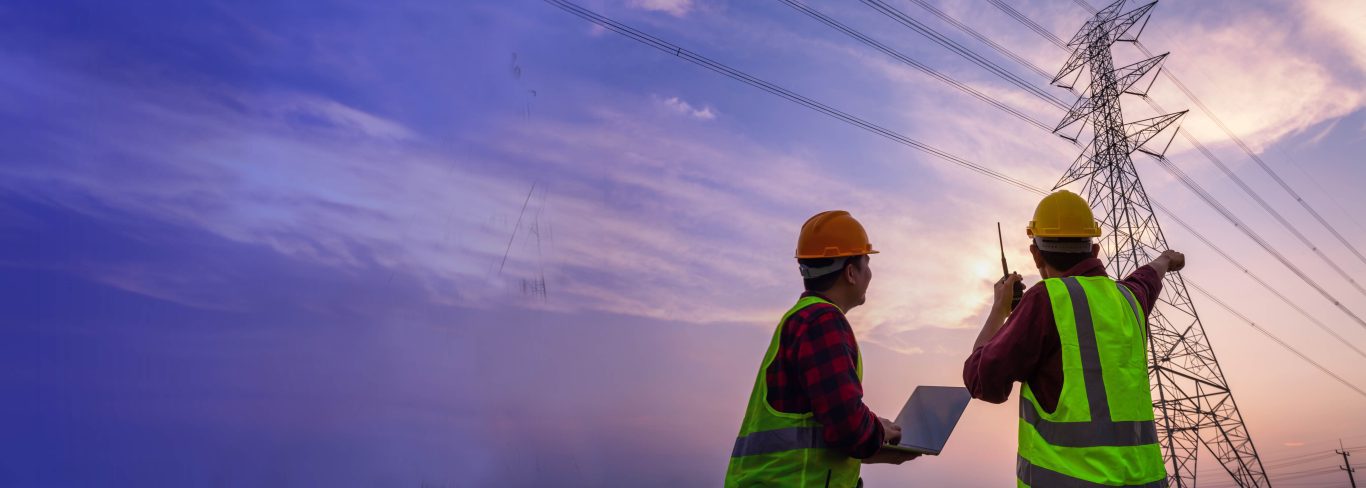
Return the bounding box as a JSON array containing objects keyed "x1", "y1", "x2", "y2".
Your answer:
[
  {"x1": 963, "y1": 190, "x2": 1183, "y2": 486},
  {"x1": 726, "y1": 210, "x2": 918, "y2": 488}
]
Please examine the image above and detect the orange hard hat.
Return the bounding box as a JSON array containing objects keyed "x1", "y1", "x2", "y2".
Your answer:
[{"x1": 795, "y1": 210, "x2": 879, "y2": 259}]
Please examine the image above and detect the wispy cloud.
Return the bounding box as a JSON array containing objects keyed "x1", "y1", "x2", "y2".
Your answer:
[
  {"x1": 659, "y1": 95, "x2": 716, "y2": 120},
  {"x1": 6, "y1": 1, "x2": 1366, "y2": 486},
  {"x1": 274, "y1": 95, "x2": 416, "y2": 140},
  {"x1": 627, "y1": 0, "x2": 694, "y2": 17}
]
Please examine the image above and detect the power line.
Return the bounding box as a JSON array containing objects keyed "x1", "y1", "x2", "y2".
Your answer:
[
  {"x1": 904, "y1": 0, "x2": 1366, "y2": 357},
  {"x1": 1280, "y1": 147, "x2": 1366, "y2": 239},
  {"x1": 781, "y1": 0, "x2": 1366, "y2": 352},
  {"x1": 970, "y1": 0, "x2": 1366, "y2": 331},
  {"x1": 985, "y1": 0, "x2": 1068, "y2": 48},
  {"x1": 854, "y1": 0, "x2": 1366, "y2": 348},
  {"x1": 544, "y1": 0, "x2": 1042, "y2": 189},
  {"x1": 856, "y1": 0, "x2": 1069, "y2": 109},
  {"x1": 1188, "y1": 280, "x2": 1366, "y2": 399},
  {"x1": 904, "y1": 0, "x2": 1053, "y2": 80},
  {"x1": 1169, "y1": 113, "x2": 1366, "y2": 299},
  {"x1": 1062, "y1": 0, "x2": 1366, "y2": 283},
  {"x1": 541, "y1": 0, "x2": 1366, "y2": 402},
  {"x1": 1150, "y1": 201, "x2": 1366, "y2": 361},
  {"x1": 1131, "y1": 57, "x2": 1366, "y2": 292},
  {"x1": 1257, "y1": 443, "x2": 1366, "y2": 469},
  {"x1": 776, "y1": 0, "x2": 1054, "y2": 132},
  {"x1": 1261, "y1": 452, "x2": 1339, "y2": 470},
  {"x1": 1132, "y1": 42, "x2": 1366, "y2": 272},
  {"x1": 1203, "y1": 460, "x2": 1351, "y2": 487},
  {"x1": 1150, "y1": 154, "x2": 1366, "y2": 333}
]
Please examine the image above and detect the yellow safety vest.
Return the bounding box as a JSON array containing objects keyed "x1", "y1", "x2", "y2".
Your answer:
[
  {"x1": 725, "y1": 296, "x2": 863, "y2": 487},
  {"x1": 1017, "y1": 276, "x2": 1167, "y2": 487}
]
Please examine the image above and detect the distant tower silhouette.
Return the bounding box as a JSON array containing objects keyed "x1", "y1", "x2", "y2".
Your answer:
[{"x1": 1050, "y1": 1, "x2": 1269, "y2": 486}]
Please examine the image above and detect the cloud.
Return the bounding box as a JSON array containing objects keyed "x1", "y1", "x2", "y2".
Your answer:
[
  {"x1": 659, "y1": 95, "x2": 716, "y2": 120},
  {"x1": 1301, "y1": 0, "x2": 1366, "y2": 78},
  {"x1": 8, "y1": 2, "x2": 1366, "y2": 486},
  {"x1": 1142, "y1": 9, "x2": 1365, "y2": 152},
  {"x1": 821, "y1": 0, "x2": 1366, "y2": 160},
  {"x1": 10, "y1": 0, "x2": 1363, "y2": 354},
  {"x1": 1, "y1": 46, "x2": 1025, "y2": 344},
  {"x1": 627, "y1": 0, "x2": 693, "y2": 17},
  {"x1": 274, "y1": 95, "x2": 416, "y2": 140}
]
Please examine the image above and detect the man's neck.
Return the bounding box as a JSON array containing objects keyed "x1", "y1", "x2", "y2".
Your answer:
[{"x1": 824, "y1": 290, "x2": 857, "y2": 314}]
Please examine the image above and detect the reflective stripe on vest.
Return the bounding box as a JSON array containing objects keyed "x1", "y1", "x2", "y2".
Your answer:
[
  {"x1": 1018, "y1": 456, "x2": 1169, "y2": 488},
  {"x1": 1019, "y1": 399, "x2": 1157, "y2": 448},
  {"x1": 731, "y1": 426, "x2": 826, "y2": 457},
  {"x1": 1022, "y1": 279, "x2": 1157, "y2": 448},
  {"x1": 1018, "y1": 276, "x2": 1166, "y2": 487},
  {"x1": 725, "y1": 296, "x2": 862, "y2": 488}
]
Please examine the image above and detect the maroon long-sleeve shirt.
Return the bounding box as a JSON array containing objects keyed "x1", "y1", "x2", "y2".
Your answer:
[{"x1": 962, "y1": 258, "x2": 1163, "y2": 412}]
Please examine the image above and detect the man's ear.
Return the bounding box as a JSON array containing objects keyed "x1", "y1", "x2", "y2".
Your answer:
[
  {"x1": 1030, "y1": 244, "x2": 1045, "y2": 269},
  {"x1": 844, "y1": 258, "x2": 859, "y2": 285},
  {"x1": 1090, "y1": 243, "x2": 1101, "y2": 258}
]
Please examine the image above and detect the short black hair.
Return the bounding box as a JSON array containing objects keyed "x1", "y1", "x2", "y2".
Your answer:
[
  {"x1": 799, "y1": 255, "x2": 865, "y2": 293},
  {"x1": 1037, "y1": 238, "x2": 1093, "y2": 272}
]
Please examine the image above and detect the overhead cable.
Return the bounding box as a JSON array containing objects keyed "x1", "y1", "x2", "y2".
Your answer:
[
  {"x1": 856, "y1": 0, "x2": 1069, "y2": 109},
  {"x1": 777, "y1": 0, "x2": 1054, "y2": 132},
  {"x1": 856, "y1": 0, "x2": 1366, "y2": 342},
  {"x1": 1135, "y1": 41, "x2": 1366, "y2": 271},
  {"x1": 1150, "y1": 155, "x2": 1366, "y2": 332},
  {"x1": 1064, "y1": 0, "x2": 1366, "y2": 273},
  {"x1": 544, "y1": 0, "x2": 1041, "y2": 194},
  {"x1": 905, "y1": 0, "x2": 1054, "y2": 81},
  {"x1": 1188, "y1": 280, "x2": 1366, "y2": 399},
  {"x1": 543, "y1": 0, "x2": 1366, "y2": 397},
  {"x1": 986, "y1": 0, "x2": 1068, "y2": 48},
  {"x1": 1152, "y1": 204, "x2": 1366, "y2": 360}
]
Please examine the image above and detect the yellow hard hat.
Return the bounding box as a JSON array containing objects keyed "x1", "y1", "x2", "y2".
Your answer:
[
  {"x1": 1026, "y1": 190, "x2": 1102, "y2": 238},
  {"x1": 795, "y1": 210, "x2": 879, "y2": 259}
]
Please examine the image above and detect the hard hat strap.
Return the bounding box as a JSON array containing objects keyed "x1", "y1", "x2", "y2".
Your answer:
[
  {"x1": 799, "y1": 257, "x2": 848, "y2": 279},
  {"x1": 1035, "y1": 238, "x2": 1093, "y2": 254}
]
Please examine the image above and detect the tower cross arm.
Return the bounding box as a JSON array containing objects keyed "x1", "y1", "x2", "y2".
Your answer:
[
  {"x1": 1053, "y1": 0, "x2": 1159, "y2": 83},
  {"x1": 1054, "y1": 53, "x2": 1169, "y2": 133},
  {"x1": 1125, "y1": 111, "x2": 1187, "y2": 158}
]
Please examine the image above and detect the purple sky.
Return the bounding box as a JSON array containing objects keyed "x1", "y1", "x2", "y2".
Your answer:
[{"x1": 4, "y1": 0, "x2": 1366, "y2": 485}]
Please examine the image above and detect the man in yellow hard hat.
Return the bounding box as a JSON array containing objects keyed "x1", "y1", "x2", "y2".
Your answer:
[
  {"x1": 963, "y1": 190, "x2": 1183, "y2": 486},
  {"x1": 725, "y1": 210, "x2": 919, "y2": 487}
]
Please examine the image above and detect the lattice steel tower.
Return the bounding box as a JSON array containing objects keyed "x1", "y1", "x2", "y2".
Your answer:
[{"x1": 1050, "y1": 1, "x2": 1269, "y2": 486}]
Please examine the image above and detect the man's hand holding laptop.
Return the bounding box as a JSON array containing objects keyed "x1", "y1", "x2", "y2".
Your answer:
[{"x1": 862, "y1": 418, "x2": 921, "y2": 465}]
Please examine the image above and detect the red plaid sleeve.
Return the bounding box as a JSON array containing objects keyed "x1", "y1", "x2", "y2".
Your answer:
[{"x1": 766, "y1": 300, "x2": 883, "y2": 458}]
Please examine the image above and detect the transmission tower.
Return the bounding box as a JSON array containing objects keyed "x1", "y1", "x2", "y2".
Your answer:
[{"x1": 1050, "y1": 1, "x2": 1269, "y2": 486}]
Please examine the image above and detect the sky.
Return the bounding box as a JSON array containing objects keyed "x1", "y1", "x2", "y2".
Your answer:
[{"x1": 3, "y1": 0, "x2": 1366, "y2": 485}]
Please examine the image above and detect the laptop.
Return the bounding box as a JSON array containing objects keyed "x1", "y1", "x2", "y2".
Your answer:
[{"x1": 885, "y1": 386, "x2": 972, "y2": 455}]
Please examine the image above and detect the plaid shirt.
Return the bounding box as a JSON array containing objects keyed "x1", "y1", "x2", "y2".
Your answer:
[{"x1": 764, "y1": 292, "x2": 884, "y2": 459}]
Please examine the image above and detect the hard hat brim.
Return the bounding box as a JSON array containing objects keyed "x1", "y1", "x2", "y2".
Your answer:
[{"x1": 794, "y1": 249, "x2": 879, "y2": 259}]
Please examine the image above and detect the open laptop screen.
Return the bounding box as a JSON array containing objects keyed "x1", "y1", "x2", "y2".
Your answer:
[{"x1": 889, "y1": 386, "x2": 972, "y2": 455}]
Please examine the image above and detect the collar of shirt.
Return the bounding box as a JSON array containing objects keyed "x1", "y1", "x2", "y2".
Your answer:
[
  {"x1": 798, "y1": 291, "x2": 844, "y2": 315},
  {"x1": 1059, "y1": 257, "x2": 1109, "y2": 278},
  {"x1": 800, "y1": 290, "x2": 831, "y2": 302}
]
